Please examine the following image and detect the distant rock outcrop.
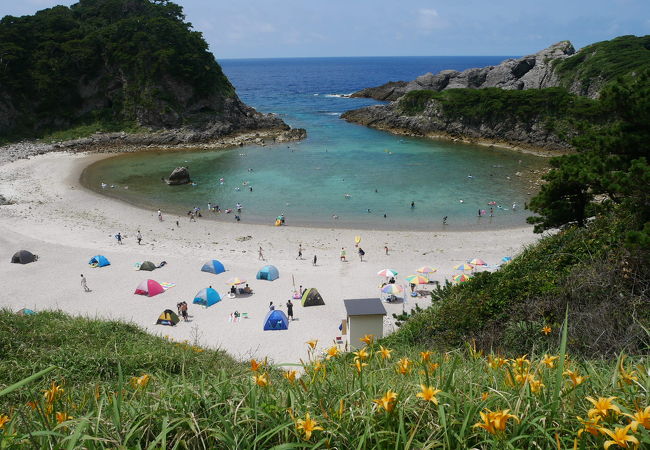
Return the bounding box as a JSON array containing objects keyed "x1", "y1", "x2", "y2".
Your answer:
[
  {"x1": 352, "y1": 41, "x2": 576, "y2": 101},
  {"x1": 165, "y1": 167, "x2": 191, "y2": 185}
]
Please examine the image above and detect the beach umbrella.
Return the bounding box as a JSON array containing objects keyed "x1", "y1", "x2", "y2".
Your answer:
[
  {"x1": 377, "y1": 269, "x2": 398, "y2": 277},
  {"x1": 405, "y1": 274, "x2": 429, "y2": 284},
  {"x1": 453, "y1": 274, "x2": 472, "y2": 283},
  {"x1": 416, "y1": 266, "x2": 437, "y2": 274},
  {"x1": 381, "y1": 284, "x2": 404, "y2": 295},
  {"x1": 226, "y1": 277, "x2": 246, "y2": 285},
  {"x1": 469, "y1": 258, "x2": 487, "y2": 266},
  {"x1": 453, "y1": 263, "x2": 474, "y2": 271}
]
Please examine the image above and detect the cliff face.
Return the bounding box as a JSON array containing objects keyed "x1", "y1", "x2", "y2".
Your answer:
[
  {"x1": 341, "y1": 95, "x2": 574, "y2": 151},
  {"x1": 0, "y1": 0, "x2": 297, "y2": 141},
  {"x1": 352, "y1": 41, "x2": 576, "y2": 101}
]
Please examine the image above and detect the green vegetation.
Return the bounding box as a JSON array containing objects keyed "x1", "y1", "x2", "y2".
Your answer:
[
  {"x1": 387, "y1": 211, "x2": 649, "y2": 357},
  {"x1": 399, "y1": 87, "x2": 603, "y2": 123},
  {"x1": 553, "y1": 35, "x2": 650, "y2": 95},
  {"x1": 1, "y1": 311, "x2": 649, "y2": 448},
  {"x1": 397, "y1": 87, "x2": 606, "y2": 144},
  {"x1": 0, "y1": 0, "x2": 235, "y2": 141}
]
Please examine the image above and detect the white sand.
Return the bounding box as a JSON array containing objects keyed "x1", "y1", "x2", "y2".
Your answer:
[{"x1": 0, "y1": 151, "x2": 541, "y2": 365}]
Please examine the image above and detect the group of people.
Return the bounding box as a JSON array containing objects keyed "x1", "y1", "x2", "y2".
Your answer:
[
  {"x1": 269, "y1": 299, "x2": 294, "y2": 320},
  {"x1": 176, "y1": 301, "x2": 189, "y2": 321},
  {"x1": 113, "y1": 230, "x2": 143, "y2": 245}
]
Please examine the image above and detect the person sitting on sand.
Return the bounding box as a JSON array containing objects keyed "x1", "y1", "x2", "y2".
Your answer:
[
  {"x1": 269, "y1": 302, "x2": 275, "y2": 311},
  {"x1": 242, "y1": 284, "x2": 252, "y2": 294}
]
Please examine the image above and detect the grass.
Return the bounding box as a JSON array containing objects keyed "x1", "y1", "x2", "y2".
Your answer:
[
  {"x1": 553, "y1": 35, "x2": 650, "y2": 93},
  {"x1": 0, "y1": 310, "x2": 649, "y2": 448}
]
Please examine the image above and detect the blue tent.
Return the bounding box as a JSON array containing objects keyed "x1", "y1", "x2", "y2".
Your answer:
[
  {"x1": 256, "y1": 265, "x2": 279, "y2": 281},
  {"x1": 89, "y1": 255, "x2": 110, "y2": 267},
  {"x1": 193, "y1": 288, "x2": 221, "y2": 307},
  {"x1": 263, "y1": 310, "x2": 289, "y2": 331},
  {"x1": 201, "y1": 260, "x2": 225, "y2": 274}
]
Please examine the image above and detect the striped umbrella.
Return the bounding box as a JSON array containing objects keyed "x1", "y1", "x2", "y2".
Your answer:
[
  {"x1": 225, "y1": 277, "x2": 246, "y2": 285},
  {"x1": 416, "y1": 266, "x2": 437, "y2": 274},
  {"x1": 405, "y1": 274, "x2": 429, "y2": 285},
  {"x1": 469, "y1": 258, "x2": 487, "y2": 266},
  {"x1": 381, "y1": 284, "x2": 404, "y2": 295},
  {"x1": 453, "y1": 274, "x2": 472, "y2": 283},
  {"x1": 377, "y1": 269, "x2": 398, "y2": 278},
  {"x1": 453, "y1": 263, "x2": 474, "y2": 271}
]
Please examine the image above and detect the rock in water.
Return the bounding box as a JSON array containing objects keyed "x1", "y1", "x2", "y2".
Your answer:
[{"x1": 166, "y1": 167, "x2": 191, "y2": 185}]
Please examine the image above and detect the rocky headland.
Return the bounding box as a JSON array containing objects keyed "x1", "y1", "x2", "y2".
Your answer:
[
  {"x1": 0, "y1": 0, "x2": 306, "y2": 165},
  {"x1": 351, "y1": 41, "x2": 577, "y2": 102},
  {"x1": 343, "y1": 36, "x2": 650, "y2": 152}
]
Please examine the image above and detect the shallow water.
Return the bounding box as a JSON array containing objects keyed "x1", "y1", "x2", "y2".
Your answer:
[{"x1": 82, "y1": 56, "x2": 546, "y2": 230}]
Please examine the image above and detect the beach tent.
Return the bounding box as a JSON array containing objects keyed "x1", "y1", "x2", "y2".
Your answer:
[
  {"x1": 201, "y1": 260, "x2": 226, "y2": 275},
  {"x1": 139, "y1": 261, "x2": 156, "y2": 271},
  {"x1": 301, "y1": 288, "x2": 325, "y2": 307},
  {"x1": 156, "y1": 309, "x2": 180, "y2": 326},
  {"x1": 256, "y1": 265, "x2": 279, "y2": 281},
  {"x1": 16, "y1": 308, "x2": 35, "y2": 316},
  {"x1": 134, "y1": 279, "x2": 165, "y2": 297},
  {"x1": 263, "y1": 310, "x2": 289, "y2": 330},
  {"x1": 89, "y1": 255, "x2": 110, "y2": 267},
  {"x1": 193, "y1": 287, "x2": 221, "y2": 307},
  {"x1": 11, "y1": 250, "x2": 37, "y2": 264}
]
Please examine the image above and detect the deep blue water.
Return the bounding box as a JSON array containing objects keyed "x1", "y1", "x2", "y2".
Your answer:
[{"x1": 84, "y1": 56, "x2": 546, "y2": 230}]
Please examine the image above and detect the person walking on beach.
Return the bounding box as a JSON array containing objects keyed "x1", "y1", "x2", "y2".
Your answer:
[
  {"x1": 258, "y1": 246, "x2": 265, "y2": 261},
  {"x1": 340, "y1": 248, "x2": 347, "y2": 262},
  {"x1": 269, "y1": 302, "x2": 275, "y2": 311},
  {"x1": 115, "y1": 232, "x2": 122, "y2": 245},
  {"x1": 158, "y1": 209, "x2": 163, "y2": 221},
  {"x1": 136, "y1": 230, "x2": 142, "y2": 245},
  {"x1": 80, "y1": 274, "x2": 90, "y2": 292},
  {"x1": 358, "y1": 247, "x2": 365, "y2": 262},
  {"x1": 286, "y1": 299, "x2": 294, "y2": 321},
  {"x1": 313, "y1": 254, "x2": 317, "y2": 266},
  {"x1": 296, "y1": 244, "x2": 303, "y2": 260},
  {"x1": 384, "y1": 245, "x2": 389, "y2": 255}
]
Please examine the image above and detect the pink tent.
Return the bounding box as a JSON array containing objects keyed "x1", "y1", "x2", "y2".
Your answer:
[{"x1": 134, "y1": 279, "x2": 164, "y2": 297}]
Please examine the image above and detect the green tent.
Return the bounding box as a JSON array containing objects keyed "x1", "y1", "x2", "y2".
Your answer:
[
  {"x1": 156, "y1": 309, "x2": 180, "y2": 326},
  {"x1": 140, "y1": 261, "x2": 156, "y2": 271},
  {"x1": 301, "y1": 288, "x2": 325, "y2": 307}
]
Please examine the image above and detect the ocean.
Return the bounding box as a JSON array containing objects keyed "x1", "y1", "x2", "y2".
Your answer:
[{"x1": 82, "y1": 56, "x2": 546, "y2": 230}]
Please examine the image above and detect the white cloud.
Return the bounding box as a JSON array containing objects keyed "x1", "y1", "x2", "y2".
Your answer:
[{"x1": 416, "y1": 8, "x2": 447, "y2": 33}]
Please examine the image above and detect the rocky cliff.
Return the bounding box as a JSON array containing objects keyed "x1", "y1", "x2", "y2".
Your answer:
[
  {"x1": 341, "y1": 100, "x2": 571, "y2": 152},
  {"x1": 0, "y1": 0, "x2": 302, "y2": 143},
  {"x1": 352, "y1": 41, "x2": 576, "y2": 101}
]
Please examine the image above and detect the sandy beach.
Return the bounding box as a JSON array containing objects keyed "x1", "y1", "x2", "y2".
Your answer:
[{"x1": 0, "y1": 151, "x2": 542, "y2": 365}]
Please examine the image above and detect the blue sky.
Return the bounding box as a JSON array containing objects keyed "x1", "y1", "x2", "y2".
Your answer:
[{"x1": 4, "y1": 0, "x2": 650, "y2": 58}]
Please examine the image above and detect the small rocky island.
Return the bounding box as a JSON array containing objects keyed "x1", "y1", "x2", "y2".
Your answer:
[{"x1": 165, "y1": 167, "x2": 191, "y2": 185}]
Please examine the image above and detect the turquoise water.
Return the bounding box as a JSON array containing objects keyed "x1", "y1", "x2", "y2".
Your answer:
[{"x1": 82, "y1": 57, "x2": 546, "y2": 230}]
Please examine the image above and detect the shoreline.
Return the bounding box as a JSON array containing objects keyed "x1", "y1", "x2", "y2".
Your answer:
[
  {"x1": 80, "y1": 151, "x2": 538, "y2": 233},
  {"x1": 0, "y1": 149, "x2": 542, "y2": 365},
  {"x1": 344, "y1": 121, "x2": 570, "y2": 158}
]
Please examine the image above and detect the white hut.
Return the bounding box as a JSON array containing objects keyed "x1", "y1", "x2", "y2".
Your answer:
[{"x1": 343, "y1": 298, "x2": 387, "y2": 350}]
